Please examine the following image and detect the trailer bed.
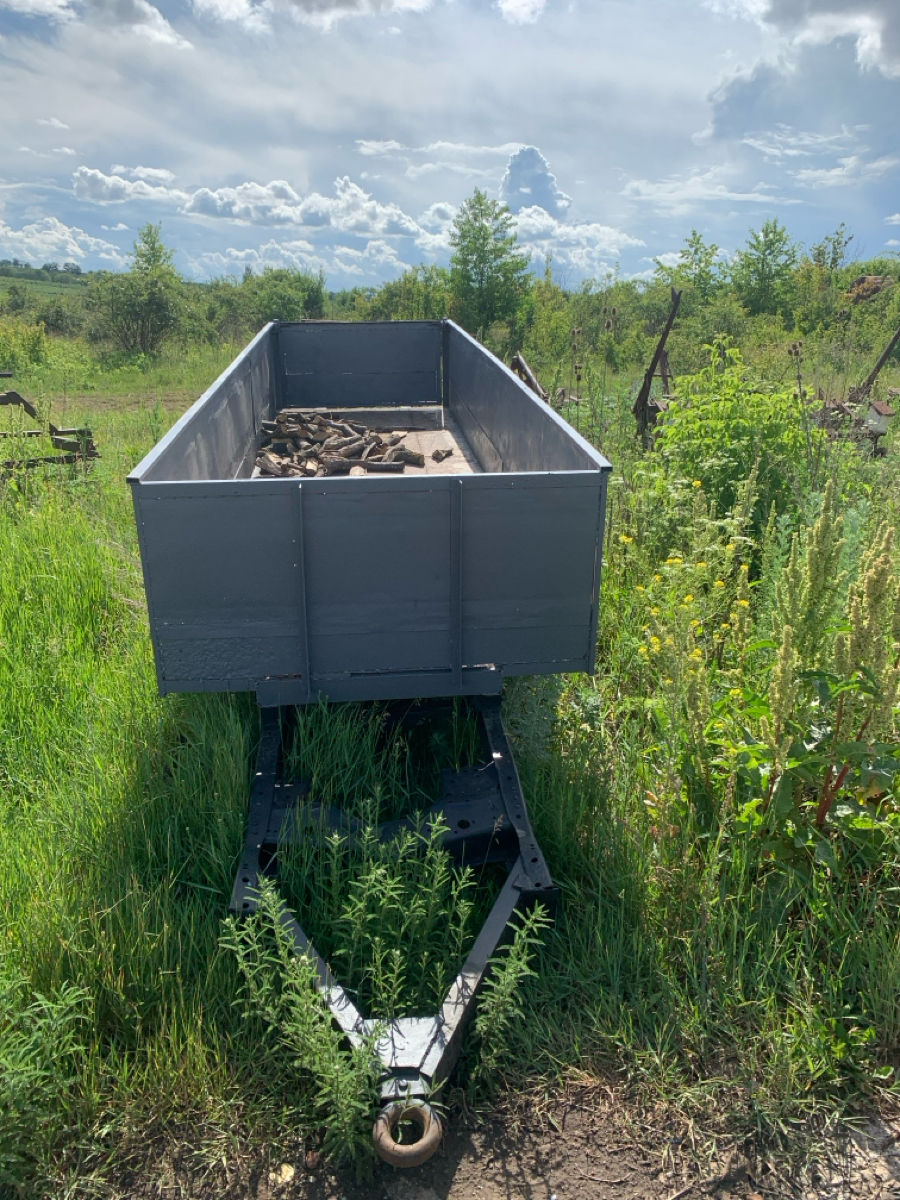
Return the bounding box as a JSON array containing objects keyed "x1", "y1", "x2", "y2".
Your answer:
[{"x1": 129, "y1": 320, "x2": 611, "y2": 704}]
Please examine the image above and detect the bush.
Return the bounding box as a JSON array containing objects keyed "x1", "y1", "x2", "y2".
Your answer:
[
  {"x1": 0, "y1": 316, "x2": 48, "y2": 373},
  {"x1": 655, "y1": 340, "x2": 827, "y2": 527}
]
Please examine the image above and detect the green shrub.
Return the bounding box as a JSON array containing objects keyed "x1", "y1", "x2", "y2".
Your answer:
[
  {"x1": 655, "y1": 340, "x2": 827, "y2": 528},
  {"x1": 0, "y1": 316, "x2": 48, "y2": 373},
  {"x1": 0, "y1": 972, "x2": 92, "y2": 1192}
]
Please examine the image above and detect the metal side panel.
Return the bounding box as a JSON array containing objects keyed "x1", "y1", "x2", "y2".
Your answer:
[
  {"x1": 445, "y1": 322, "x2": 610, "y2": 475},
  {"x1": 133, "y1": 481, "x2": 306, "y2": 691},
  {"x1": 129, "y1": 323, "x2": 275, "y2": 484},
  {"x1": 279, "y1": 321, "x2": 442, "y2": 409},
  {"x1": 299, "y1": 478, "x2": 455, "y2": 679},
  {"x1": 459, "y1": 473, "x2": 605, "y2": 672}
]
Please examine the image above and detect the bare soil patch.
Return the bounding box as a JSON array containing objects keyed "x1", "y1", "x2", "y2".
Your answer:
[{"x1": 112, "y1": 1085, "x2": 900, "y2": 1200}]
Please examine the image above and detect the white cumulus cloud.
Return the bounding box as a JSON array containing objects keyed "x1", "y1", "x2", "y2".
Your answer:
[
  {"x1": 183, "y1": 175, "x2": 422, "y2": 237},
  {"x1": 73, "y1": 166, "x2": 188, "y2": 204},
  {"x1": 87, "y1": 0, "x2": 192, "y2": 46},
  {"x1": 513, "y1": 206, "x2": 643, "y2": 276},
  {"x1": 0, "y1": 215, "x2": 126, "y2": 265},
  {"x1": 500, "y1": 146, "x2": 571, "y2": 218},
  {"x1": 111, "y1": 165, "x2": 177, "y2": 183},
  {"x1": 0, "y1": 0, "x2": 75, "y2": 17}
]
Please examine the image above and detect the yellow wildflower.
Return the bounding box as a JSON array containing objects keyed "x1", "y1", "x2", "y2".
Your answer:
[
  {"x1": 619, "y1": 534, "x2": 634, "y2": 545},
  {"x1": 650, "y1": 606, "x2": 660, "y2": 616},
  {"x1": 683, "y1": 594, "x2": 694, "y2": 604},
  {"x1": 689, "y1": 648, "x2": 703, "y2": 661},
  {"x1": 713, "y1": 579, "x2": 725, "y2": 588},
  {"x1": 692, "y1": 479, "x2": 702, "y2": 488},
  {"x1": 638, "y1": 645, "x2": 648, "y2": 657},
  {"x1": 736, "y1": 598, "x2": 750, "y2": 608},
  {"x1": 635, "y1": 584, "x2": 645, "y2": 592},
  {"x1": 696, "y1": 561, "x2": 707, "y2": 568}
]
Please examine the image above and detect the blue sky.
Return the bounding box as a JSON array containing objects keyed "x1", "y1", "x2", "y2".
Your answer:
[{"x1": 1, "y1": 0, "x2": 899, "y2": 287}]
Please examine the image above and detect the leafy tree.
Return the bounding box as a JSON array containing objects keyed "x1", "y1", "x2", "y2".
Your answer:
[
  {"x1": 88, "y1": 223, "x2": 183, "y2": 355},
  {"x1": 241, "y1": 267, "x2": 326, "y2": 327},
  {"x1": 362, "y1": 265, "x2": 451, "y2": 321},
  {"x1": 811, "y1": 222, "x2": 853, "y2": 274},
  {"x1": 3, "y1": 284, "x2": 31, "y2": 315},
  {"x1": 655, "y1": 229, "x2": 722, "y2": 308},
  {"x1": 449, "y1": 189, "x2": 530, "y2": 341},
  {"x1": 519, "y1": 263, "x2": 573, "y2": 376},
  {"x1": 729, "y1": 219, "x2": 798, "y2": 322}
]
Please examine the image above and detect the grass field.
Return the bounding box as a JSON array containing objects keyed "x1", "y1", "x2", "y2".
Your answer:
[{"x1": 1, "y1": 354, "x2": 898, "y2": 1196}]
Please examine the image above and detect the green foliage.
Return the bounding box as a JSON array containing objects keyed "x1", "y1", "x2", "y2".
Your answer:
[
  {"x1": 0, "y1": 315, "x2": 48, "y2": 371},
  {"x1": 358, "y1": 264, "x2": 451, "y2": 321},
  {"x1": 654, "y1": 340, "x2": 825, "y2": 525},
  {"x1": 449, "y1": 188, "x2": 530, "y2": 342},
  {"x1": 87, "y1": 223, "x2": 183, "y2": 355},
  {"x1": 277, "y1": 702, "x2": 491, "y2": 1017},
  {"x1": 221, "y1": 880, "x2": 380, "y2": 1170},
  {"x1": 469, "y1": 904, "x2": 550, "y2": 1097},
  {"x1": 281, "y1": 816, "x2": 484, "y2": 1018},
  {"x1": 729, "y1": 218, "x2": 799, "y2": 322},
  {"x1": 239, "y1": 266, "x2": 326, "y2": 326},
  {"x1": 0, "y1": 972, "x2": 92, "y2": 1192},
  {"x1": 655, "y1": 229, "x2": 723, "y2": 312}
]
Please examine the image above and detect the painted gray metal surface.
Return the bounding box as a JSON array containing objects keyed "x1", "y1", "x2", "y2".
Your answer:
[
  {"x1": 279, "y1": 320, "x2": 442, "y2": 410},
  {"x1": 129, "y1": 320, "x2": 611, "y2": 704}
]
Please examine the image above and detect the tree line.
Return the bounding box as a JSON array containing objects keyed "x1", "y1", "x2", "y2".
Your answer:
[{"x1": 2, "y1": 194, "x2": 899, "y2": 392}]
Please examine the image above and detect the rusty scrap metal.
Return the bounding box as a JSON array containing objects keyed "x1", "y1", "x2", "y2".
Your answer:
[
  {"x1": 634, "y1": 287, "x2": 682, "y2": 448},
  {"x1": 847, "y1": 317, "x2": 900, "y2": 408},
  {"x1": 0, "y1": 388, "x2": 99, "y2": 472},
  {"x1": 509, "y1": 352, "x2": 548, "y2": 401},
  {"x1": 849, "y1": 275, "x2": 893, "y2": 304}
]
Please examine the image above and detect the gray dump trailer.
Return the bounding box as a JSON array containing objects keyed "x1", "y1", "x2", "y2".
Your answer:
[
  {"x1": 129, "y1": 319, "x2": 611, "y2": 706},
  {"x1": 128, "y1": 320, "x2": 612, "y2": 1165}
]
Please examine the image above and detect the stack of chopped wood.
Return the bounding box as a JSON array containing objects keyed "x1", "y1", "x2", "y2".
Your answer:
[{"x1": 254, "y1": 409, "x2": 450, "y2": 477}]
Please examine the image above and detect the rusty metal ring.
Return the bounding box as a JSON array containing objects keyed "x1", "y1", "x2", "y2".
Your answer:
[{"x1": 372, "y1": 1101, "x2": 442, "y2": 1167}]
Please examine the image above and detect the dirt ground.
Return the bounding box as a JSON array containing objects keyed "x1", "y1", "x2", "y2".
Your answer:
[{"x1": 119, "y1": 1085, "x2": 900, "y2": 1200}]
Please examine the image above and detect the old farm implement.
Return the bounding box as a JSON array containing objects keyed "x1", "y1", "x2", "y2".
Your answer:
[
  {"x1": 0, "y1": 378, "x2": 99, "y2": 473},
  {"x1": 128, "y1": 320, "x2": 611, "y2": 1165}
]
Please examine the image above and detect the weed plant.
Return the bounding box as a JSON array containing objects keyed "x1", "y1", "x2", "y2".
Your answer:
[{"x1": 278, "y1": 702, "x2": 502, "y2": 1016}]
